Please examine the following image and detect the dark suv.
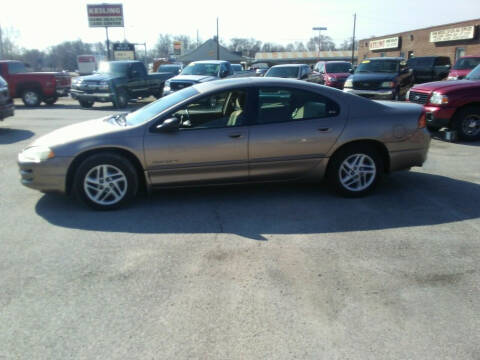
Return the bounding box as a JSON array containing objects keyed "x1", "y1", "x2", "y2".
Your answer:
[
  {"x1": 407, "y1": 56, "x2": 451, "y2": 83},
  {"x1": 343, "y1": 57, "x2": 414, "y2": 100}
]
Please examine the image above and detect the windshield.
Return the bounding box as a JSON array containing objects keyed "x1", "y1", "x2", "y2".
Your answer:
[
  {"x1": 465, "y1": 65, "x2": 480, "y2": 80},
  {"x1": 181, "y1": 63, "x2": 220, "y2": 76},
  {"x1": 356, "y1": 60, "x2": 399, "y2": 73},
  {"x1": 97, "y1": 62, "x2": 130, "y2": 76},
  {"x1": 157, "y1": 65, "x2": 181, "y2": 73},
  {"x1": 326, "y1": 63, "x2": 352, "y2": 73},
  {"x1": 453, "y1": 57, "x2": 480, "y2": 70},
  {"x1": 265, "y1": 67, "x2": 299, "y2": 78},
  {"x1": 126, "y1": 87, "x2": 198, "y2": 126}
]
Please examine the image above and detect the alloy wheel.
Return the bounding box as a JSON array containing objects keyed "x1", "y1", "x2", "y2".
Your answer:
[
  {"x1": 462, "y1": 115, "x2": 480, "y2": 137},
  {"x1": 338, "y1": 154, "x2": 377, "y2": 192},
  {"x1": 83, "y1": 164, "x2": 127, "y2": 206}
]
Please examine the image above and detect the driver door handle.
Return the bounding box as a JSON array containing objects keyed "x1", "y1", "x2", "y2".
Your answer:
[
  {"x1": 317, "y1": 128, "x2": 331, "y2": 132},
  {"x1": 229, "y1": 133, "x2": 243, "y2": 138}
]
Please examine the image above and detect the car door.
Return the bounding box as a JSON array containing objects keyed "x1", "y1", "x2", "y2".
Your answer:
[
  {"x1": 128, "y1": 63, "x2": 148, "y2": 97},
  {"x1": 144, "y1": 88, "x2": 251, "y2": 185},
  {"x1": 248, "y1": 87, "x2": 347, "y2": 181}
]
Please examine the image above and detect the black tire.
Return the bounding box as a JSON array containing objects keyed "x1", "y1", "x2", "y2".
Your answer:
[
  {"x1": 453, "y1": 106, "x2": 480, "y2": 141},
  {"x1": 44, "y1": 97, "x2": 58, "y2": 106},
  {"x1": 426, "y1": 125, "x2": 438, "y2": 133},
  {"x1": 327, "y1": 144, "x2": 384, "y2": 197},
  {"x1": 392, "y1": 88, "x2": 400, "y2": 101},
  {"x1": 73, "y1": 152, "x2": 138, "y2": 210},
  {"x1": 79, "y1": 100, "x2": 94, "y2": 108},
  {"x1": 152, "y1": 86, "x2": 164, "y2": 99},
  {"x1": 22, "y1": 89, "x2": 41, "y2": 107},
  {"x1": 114, "y1": 89, "x2": 128, "y2": 108}
]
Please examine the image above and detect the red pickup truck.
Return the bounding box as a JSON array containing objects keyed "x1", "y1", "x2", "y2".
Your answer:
[
  {"x1": 0, "y1": 60, "x2": 71, "y2": 107},
  {"x1": 407, "y1": 64, "x2": 480, "y2": 141}
]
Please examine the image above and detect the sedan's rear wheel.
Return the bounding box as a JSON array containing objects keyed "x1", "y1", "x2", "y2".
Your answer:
[
  {"x1": 328, "y1": 145, "x2": 383, "y2": 197},
  {"x1": 74, "y1": 153, "x2": 138, "y2": 210}
]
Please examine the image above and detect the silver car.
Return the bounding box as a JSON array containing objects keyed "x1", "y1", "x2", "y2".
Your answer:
[{"x1": 18, "y1": 78, "x2": 430, "y2": 210}]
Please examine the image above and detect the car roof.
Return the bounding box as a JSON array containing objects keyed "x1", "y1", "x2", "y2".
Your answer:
[
  {"x1": 271, "y1": 64, "x2": 307, "y2": 67},
  {"x1": 191, "y1": 60, "x2": 229, "y2": 64},
  {"x1": 366, "y1": 57, "x2": 404, "y2": 61}
]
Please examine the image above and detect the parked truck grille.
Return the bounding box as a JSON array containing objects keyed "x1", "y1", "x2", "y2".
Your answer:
[
  {"x1": 353, "y1": 81, "x2": 381, "y2": 90},
  {"x1": 408, "y1": 91, "x2": 430, "y2": 105},
  {"x1": 171, "y1": 82, "x2": 194, "y2": 91}
]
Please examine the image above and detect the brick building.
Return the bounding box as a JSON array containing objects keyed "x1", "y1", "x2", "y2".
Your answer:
[{"x1": 358, "y1": 18, "x2": 480, "y2": 64}]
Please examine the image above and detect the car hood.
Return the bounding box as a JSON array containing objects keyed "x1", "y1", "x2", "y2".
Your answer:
[
  {"x1": 77, "y1": 73, "x2": 119, "y2": 82},
  {"x1": 411, "y1": 79, "x2": 477, "y2": 93},
  {"x1": 30, "y1": 116, "x2": 128, "y2": 148},
  {"x1": 349, "y1": 73, "x2": 397, "y2": 81},
  {"x1": 170, "y1": 75, "x2": 217, "y2": 82}
]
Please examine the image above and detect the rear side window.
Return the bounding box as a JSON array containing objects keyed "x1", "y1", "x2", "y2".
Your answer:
[
  {"x1": 7, "y1": 62, "x2": 27, "y2": 74},
  {"x1": 435, "y1": 57, "x2": 451, "y2": 66},
  {"x1": 256, "y1": 87, "x2": 340, "y2": 125}
]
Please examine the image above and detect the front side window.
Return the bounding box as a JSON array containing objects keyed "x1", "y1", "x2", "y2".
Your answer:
[
  {"x1": 256, "y1": 88, "x2": 339, "y2": 125},
  {"x1": 171, "y1": 90, "x2": 248, "y2": 130}
]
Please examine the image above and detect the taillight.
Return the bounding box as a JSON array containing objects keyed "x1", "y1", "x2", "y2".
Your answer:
[{"x1": 418, "y1": 110, "x2": 426, "y2": 129}]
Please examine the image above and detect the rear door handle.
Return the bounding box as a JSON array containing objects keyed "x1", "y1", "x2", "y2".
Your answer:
[
  {"x1": 229, "y1": 133, "x2": 243, "y2": 138},
  {"x1": 318, "y1": 128, "x2": 331, "y2": 132}
]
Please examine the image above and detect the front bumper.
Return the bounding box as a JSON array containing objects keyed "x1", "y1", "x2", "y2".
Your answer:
[
  {"x1": 0, "y1": 102, "x2": 14, "y2": 121},
  {"x1": 18, "y1": 156, "x2": 73, "y2": 193},
  {"x1": 71, "y1": 89, "x2": 114, "y2": 103},
  {"x1": 343, "y1": 88, "x2": 394, "y2": 99},
  {"x1": 326, "y1": 82, "x2": 345, "y2": 90},
  {"x1": 423, "y1": 105, "x2": 456, "y2": 129}
]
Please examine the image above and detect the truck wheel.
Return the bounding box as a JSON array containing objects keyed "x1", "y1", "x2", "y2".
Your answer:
[
  {"x1": 73, "y1": 152, "x2": 138, "y2": 210},
  {"x1": 114, "y1": 89, "x2": 128, "y2": 108},
  {"x1": 44, "y1": 97, "x2": 58, "y2": 106},
  {"x1": 152, "y1": 86, "x2": 164, "y2": 99},
  {"x1": 327, "y1": 144, "x2": 383, "y2": 197},
  {"x1": 22, "y1": 89, "x2": 41, "y2": 107},
  {"x1": 453, "y1": 106, "x2": 480, "y2": 141},
  {"x1": 79, "y1": 100, "x2": 94, "y2": 108}
]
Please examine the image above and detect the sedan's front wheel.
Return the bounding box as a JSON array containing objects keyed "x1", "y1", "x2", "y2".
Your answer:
[
  {"x1": 74, "y1": 153, "x2": 138, "y2": 210},
  {"x1": 328, "y1": 145, "x2": 383, "y2": 197}
]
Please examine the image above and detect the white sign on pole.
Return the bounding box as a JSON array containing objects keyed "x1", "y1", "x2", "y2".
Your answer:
[{"x1": 87, "y1": 4, "x2": 124, "y2": 27}]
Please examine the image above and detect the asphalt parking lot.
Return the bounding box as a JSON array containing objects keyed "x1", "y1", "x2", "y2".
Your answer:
[{"x1": 1, "y1": 98, "x2": 480, "y2": 359}]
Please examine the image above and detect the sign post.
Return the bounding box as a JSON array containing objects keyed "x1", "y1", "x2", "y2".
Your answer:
[{"x1": 87, "y1": 4, "x2": 124, "y2": 61}]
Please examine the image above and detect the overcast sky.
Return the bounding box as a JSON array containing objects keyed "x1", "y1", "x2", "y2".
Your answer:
[{"x1": 1, "y1": 0, "x2": 479, "y2": 50}]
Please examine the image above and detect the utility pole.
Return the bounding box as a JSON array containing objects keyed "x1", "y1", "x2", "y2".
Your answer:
[
  {"x1": 312, "y1": 26, "x2": 327, "y2": 57},
  {"x1": 216, "y1": 18, "x2": 220, "y2": 60},
  {"x1": 351, "y1": 13, "x2": 357, "y2": 65},
  {"x1": 105, "y1": 27, "x2": 111, "y2": 61}
]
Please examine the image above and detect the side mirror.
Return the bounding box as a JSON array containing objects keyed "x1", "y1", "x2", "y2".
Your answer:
[
  {"x1": 156, "y1": 117, "x2": 180, "y2": 132},
  {"x1": 220, "y1": 70, "x2": 228, "y2": 78},
  {"x1": 349, "y1": 69, "x2": 354, "y2": 74},
  {"x1": 301, "y1": 73, "x2": 309, "y2": 79}
]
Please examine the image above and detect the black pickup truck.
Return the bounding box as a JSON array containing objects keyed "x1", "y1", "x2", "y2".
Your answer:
[
  {"x1": 407, "y1": 56, "x2": 451, "y2": 83},
  {"x1": 164, "y1": 60, "x2": 234, "y2": 95},
  {"x1": 71, "y1": 61, "x2": 169, "y2": 108}
]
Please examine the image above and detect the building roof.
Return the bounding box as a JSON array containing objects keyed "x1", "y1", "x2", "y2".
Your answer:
[{"x1": 177, "y1": 39, "x2": 246, "y2": 63}]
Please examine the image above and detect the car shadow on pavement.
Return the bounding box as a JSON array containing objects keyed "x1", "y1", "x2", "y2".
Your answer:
[
  {"x1": 0, "y1": 128, "x2": 34, "y2": 144},
  {"x1": 35, "y1": 171, "x2": 480, "y2": 240}
]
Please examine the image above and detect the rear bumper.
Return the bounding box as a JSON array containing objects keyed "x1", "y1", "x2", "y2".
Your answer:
[
  {"x1": 343, "y1": 88, "x2": 394, "y2": 99},
  {"x1": 0, "y1": 102, "x2": 14, "y2": 120},
  {"x1": 71, "y1": 90, "x2": 114, "y2": 103},
  {"x1": 18, "y1": 156, "x2": 72, "y2": 193},
  {"x1": 424, "y1": 105, "x2": 456, "y2": 129},
  {"x1": 389, "y1": 129, "x2": 431, "y2": 171}
]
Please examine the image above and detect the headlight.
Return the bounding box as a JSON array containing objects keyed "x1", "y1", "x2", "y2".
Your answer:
[
  {"x1": 327, "y1": 76, "x2": 336, "y2": 82},
  {"x1": 164, "y1": 80, "x2": 171, "y2": 91},
  {"x1": 429, "y1": 92, "x2": 448, "y2": 105},
  {"x1": 381, "y1": 81, "x2": 395, "y2": 88},
  {"x1": 72, "y1": 78, "x2": 82, "y2": 85},
  {"x1": 18, "y1": 146, "x2": 55, "y2": 163},
  {"x1": 344, "y1": 79, "x2": 353, "y2": 88},
  {"x1": 99, "y1": 81, "x2": 110, "y2": 90},
  {"x1": 447, "y1": 76, "x2": 458, "y2": 80}
]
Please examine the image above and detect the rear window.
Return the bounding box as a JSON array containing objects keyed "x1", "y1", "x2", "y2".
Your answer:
[{"x1": 453, "y1": 57, "x2": 480, "y2": 70}]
